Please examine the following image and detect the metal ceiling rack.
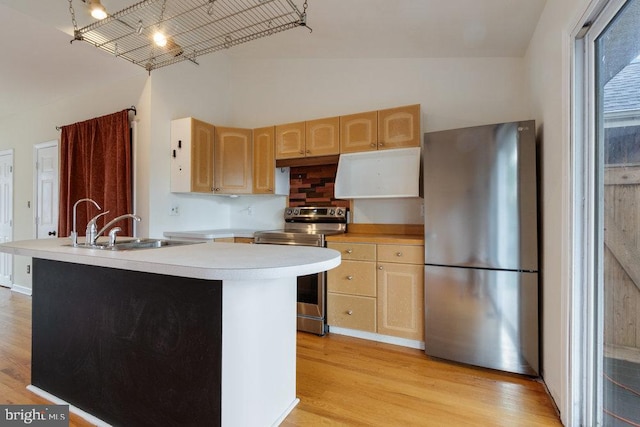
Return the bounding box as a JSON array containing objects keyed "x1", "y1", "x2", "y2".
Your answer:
[{"x1": 71, "y1": 0, "x2": 309, "y2": 72}]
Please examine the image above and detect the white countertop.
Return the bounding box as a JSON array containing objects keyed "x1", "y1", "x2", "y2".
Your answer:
[
  {"x1": 163, "y1": 228, "x2": 260, "y2": 240},
  {"x1": 0, "y1": 238, "x2": 341, "y2": 281}
]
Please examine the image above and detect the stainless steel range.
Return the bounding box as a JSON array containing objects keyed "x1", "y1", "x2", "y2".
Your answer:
[{"x1": 254, "y1": 206, "x2": 348, "y2": 335}]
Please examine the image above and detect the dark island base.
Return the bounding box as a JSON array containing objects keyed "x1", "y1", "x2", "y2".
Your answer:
[{"x1": 32, "y1": 258, "x2": 223, "y2": 427}]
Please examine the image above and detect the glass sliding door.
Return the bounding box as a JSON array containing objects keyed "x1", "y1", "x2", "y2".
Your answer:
[{"x1": 593, "y1": 0, "x2": 640, "y2": 425}]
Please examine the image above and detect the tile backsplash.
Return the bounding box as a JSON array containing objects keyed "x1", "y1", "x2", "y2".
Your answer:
[{"x1": 289, "y1": 164, "x2": 349, "y2": 208}]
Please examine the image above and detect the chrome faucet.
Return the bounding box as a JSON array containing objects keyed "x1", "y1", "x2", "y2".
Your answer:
[
  {"x1": 87, "y1": 213, "x2": 142, "y2": 246},
  {"x1": 70, "y1": 198, "x2": 101, "y2": 247},
  {"x1": 85, "y1": 211, "x2": 110, "y2": 246}
]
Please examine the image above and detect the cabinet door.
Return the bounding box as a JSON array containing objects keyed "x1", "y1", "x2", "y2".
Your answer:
[
  {"x1": 305, "y1": 116, "x2": 340, "y2": 157},
  {"x1": 190, "y1": 119, "x2": 215, "y2": 193},
  {"x1": 252, "y1": 127, "x2": 275, "y2": 194},
  {"x1": 340, "y1": 111, "x2": 378, "y2": 153},
  {"x1": 214, "y1": 126, "x2": 252, "y2": 194},
  {"x1": 275, "y1": 121, "x2": 305, "y2": 159},
  {"x1": 377, "y1": 104, "x2": 421, "y2": 150},
  {"x1": 377, "y1": 262, "x2": 424, "y2": 340}
]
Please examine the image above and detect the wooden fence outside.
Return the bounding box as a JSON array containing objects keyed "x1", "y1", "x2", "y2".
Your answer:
[{"x1": 604, "y1": 165, "x2": 640, "y2": 359}]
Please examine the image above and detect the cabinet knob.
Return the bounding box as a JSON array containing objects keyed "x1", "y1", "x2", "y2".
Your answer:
[
  {"x1": 396, "y1": 252, "x2": 403, "y2": 257},
  {"x1": 379, "y1": 142, "x2": 385, "y2": 147},
  {"x1": 299, "y1": 150, "x2": 305, "y2": 154},
  {"x1": 347, "y1": 310, "x2": 353, "y2": 315},
  {"x1": 370, "y1": 143, "x2": 376, "y2": 147},
  {"x1": 379, "y1": 265, "x2": 383, "y2": 270},
  {"x1": 347, "y1": 275, "x2": 353, "y2": 280},
  {"x1": 306, "y1": 150, "x2": 311, "y2": 154},
  {"x1": 346, "y1": 249, "x2": 353, "y2": 254}
]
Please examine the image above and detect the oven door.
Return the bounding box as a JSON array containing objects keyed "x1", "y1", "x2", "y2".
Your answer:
[
  {"x1": 297, "y1": 271, "x2": 325, "y2": 319},
  {"x1": 297, "y1": 271, "x2": 327, "y2": 335}
]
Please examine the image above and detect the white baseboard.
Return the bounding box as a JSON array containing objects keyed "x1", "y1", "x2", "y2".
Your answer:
[
  {"x1": 272, "y1": 398, "x2": 300, "y2": 427},
  {"x1": 328, "y1": 326, "x2": 425, "y2": 350},
  {"x1": 11, "y1": 284, "x2": 32, "y2": 296},
  {"x1": 27, "y1": 385, "x2": 111, "y2": 427}
]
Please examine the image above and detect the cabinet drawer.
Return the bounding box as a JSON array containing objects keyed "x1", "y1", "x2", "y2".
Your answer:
[
  {"x1": 327, "y1": 242, "x2": 376, "y2": 261},
  {"x1": 327, "y1": 260, "x2": 376, "y2": 296},
  {"x1": 327, "y1": 293, "x2": 376, "y2": 332},
  {"x1": 377, "y1": 244, "x2": 424, "y2": 264}
]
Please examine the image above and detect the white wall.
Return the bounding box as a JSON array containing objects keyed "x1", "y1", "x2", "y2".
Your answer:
[
  {"x1": 228, "y1": 57, "x2": 531, "y2": 131},
  {"x1": 0, "y1": 74, "x2": 147, "y2": 289},
  {"x1": 525, "y1": 0, "x2": 591, "y2": 422},
  {"x1": 145, "y1": 54, "x2": 247, "y2": 238},
  {"x1": 139, "y1": 56, "x2": 533, "y2": 234},
  {"x1": 227, "y1": 57, "x2": 532, "y2": 224}
]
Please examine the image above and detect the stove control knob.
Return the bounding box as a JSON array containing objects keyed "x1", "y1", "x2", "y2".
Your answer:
[
  {"x1": 329, "y1": 209, "x2": 335, "y2": 215},
  {"x1": 337, "y1": 209, "x2": 344, "y2": 216},
  {"x1": 293, "y1": 209, "x2": 299, "y2": 215},
  {"x1": 286, "y1": 209, "x2": 293, "y2": 215}
]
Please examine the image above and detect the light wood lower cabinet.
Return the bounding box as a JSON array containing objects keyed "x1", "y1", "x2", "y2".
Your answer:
[
  {"x1": 214, "y1": 237, "x2": 254, "y2": 243},
  {"x1": 327, "y1": 293, "x2": 376, "y2": 332},
  {"x1": 327, "y1": 241, "x2": 424, "y2": 341},
  {"x1": 234, "y1": 237, "x2": 254, "y2": 244},
  {"x1": 377, "y1": 263, "x2": 424, "y2": 340}
]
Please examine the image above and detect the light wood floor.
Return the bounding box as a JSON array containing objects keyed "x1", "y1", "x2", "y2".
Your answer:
[{"x1": 0, "y1": 287, "x2": 561, "y2": 426}]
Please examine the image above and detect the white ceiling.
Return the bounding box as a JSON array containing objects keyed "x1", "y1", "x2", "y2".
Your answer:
[{"x1": 0, "y1": 0, "x2": 547, "y2": 119}]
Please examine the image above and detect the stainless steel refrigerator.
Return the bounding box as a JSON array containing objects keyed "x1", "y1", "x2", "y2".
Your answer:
[{"x1": 423, "y1": 120, "x2": 539, "y2": 376}]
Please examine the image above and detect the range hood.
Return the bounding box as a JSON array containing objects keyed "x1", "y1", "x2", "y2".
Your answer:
[{"x1": 334, "y1": 147, "x2": 421, "y2": 199}]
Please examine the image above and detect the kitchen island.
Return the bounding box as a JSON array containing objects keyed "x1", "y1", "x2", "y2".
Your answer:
[{"x1": 0, "y1": 238, "x2": 341, "y2": 427}]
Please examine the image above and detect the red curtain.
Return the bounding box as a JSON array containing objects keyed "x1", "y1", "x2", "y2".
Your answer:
[{"x1": 58, "y1": 110, "x2": 132, "y2": 238}]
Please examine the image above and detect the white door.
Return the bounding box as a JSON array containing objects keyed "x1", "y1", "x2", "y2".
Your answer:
[
  {"x1": 35, "y1": 142, "x2": 59, "y2": 239},
  {"x1": 0, "y1": 150, "x2": 13, "y2": 287}
]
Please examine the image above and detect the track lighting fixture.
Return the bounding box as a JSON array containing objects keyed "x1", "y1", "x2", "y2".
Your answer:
[
  {"x1": 87, "y1": 0, "x2": 107, "y2": 20},
  {"x1": 153, "y1": 31, "x2": 167, "y2": 47},
  {"x1": 68, "y1": 0, "x2": 311, "y2": 72}
]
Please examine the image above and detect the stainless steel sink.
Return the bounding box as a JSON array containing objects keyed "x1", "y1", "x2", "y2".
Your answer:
[{"x1": 69, "y1": 239, "x2": 200, "y2": 251}]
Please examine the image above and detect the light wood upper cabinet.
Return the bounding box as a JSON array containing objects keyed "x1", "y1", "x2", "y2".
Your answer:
[
  {"x1": 171, "y1": 117, "x2": 215, "y2": 193},
  {"x1": 276, "y1": 118, "x2": 340, "y2": 159},
  {"x1": 253, "y1": 126, "x2": 275, "y2": 194},
  {"x1": 213, "y1": 126, "x2": 252, "y2": 194},
  {"x1": 377, "y1": 104, "x2": 421, "y2": 150},
  {"x1": 275, "y1": 121, "x2": 305, "y2": 159},
  {"x1": 340, "y1": 110, "x2": 378, "y2": 153},
  {"x1": 305, "y1": 116, "x2": 340, "y2": 157}
]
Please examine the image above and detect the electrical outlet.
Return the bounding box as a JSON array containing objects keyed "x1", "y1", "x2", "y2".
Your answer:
[
  {"x1": 169, "y1": 205, "x2": 180, "y2": 216},
  {"x1": 27, "y1": 265, "x2": 31, "y2": 274}
]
